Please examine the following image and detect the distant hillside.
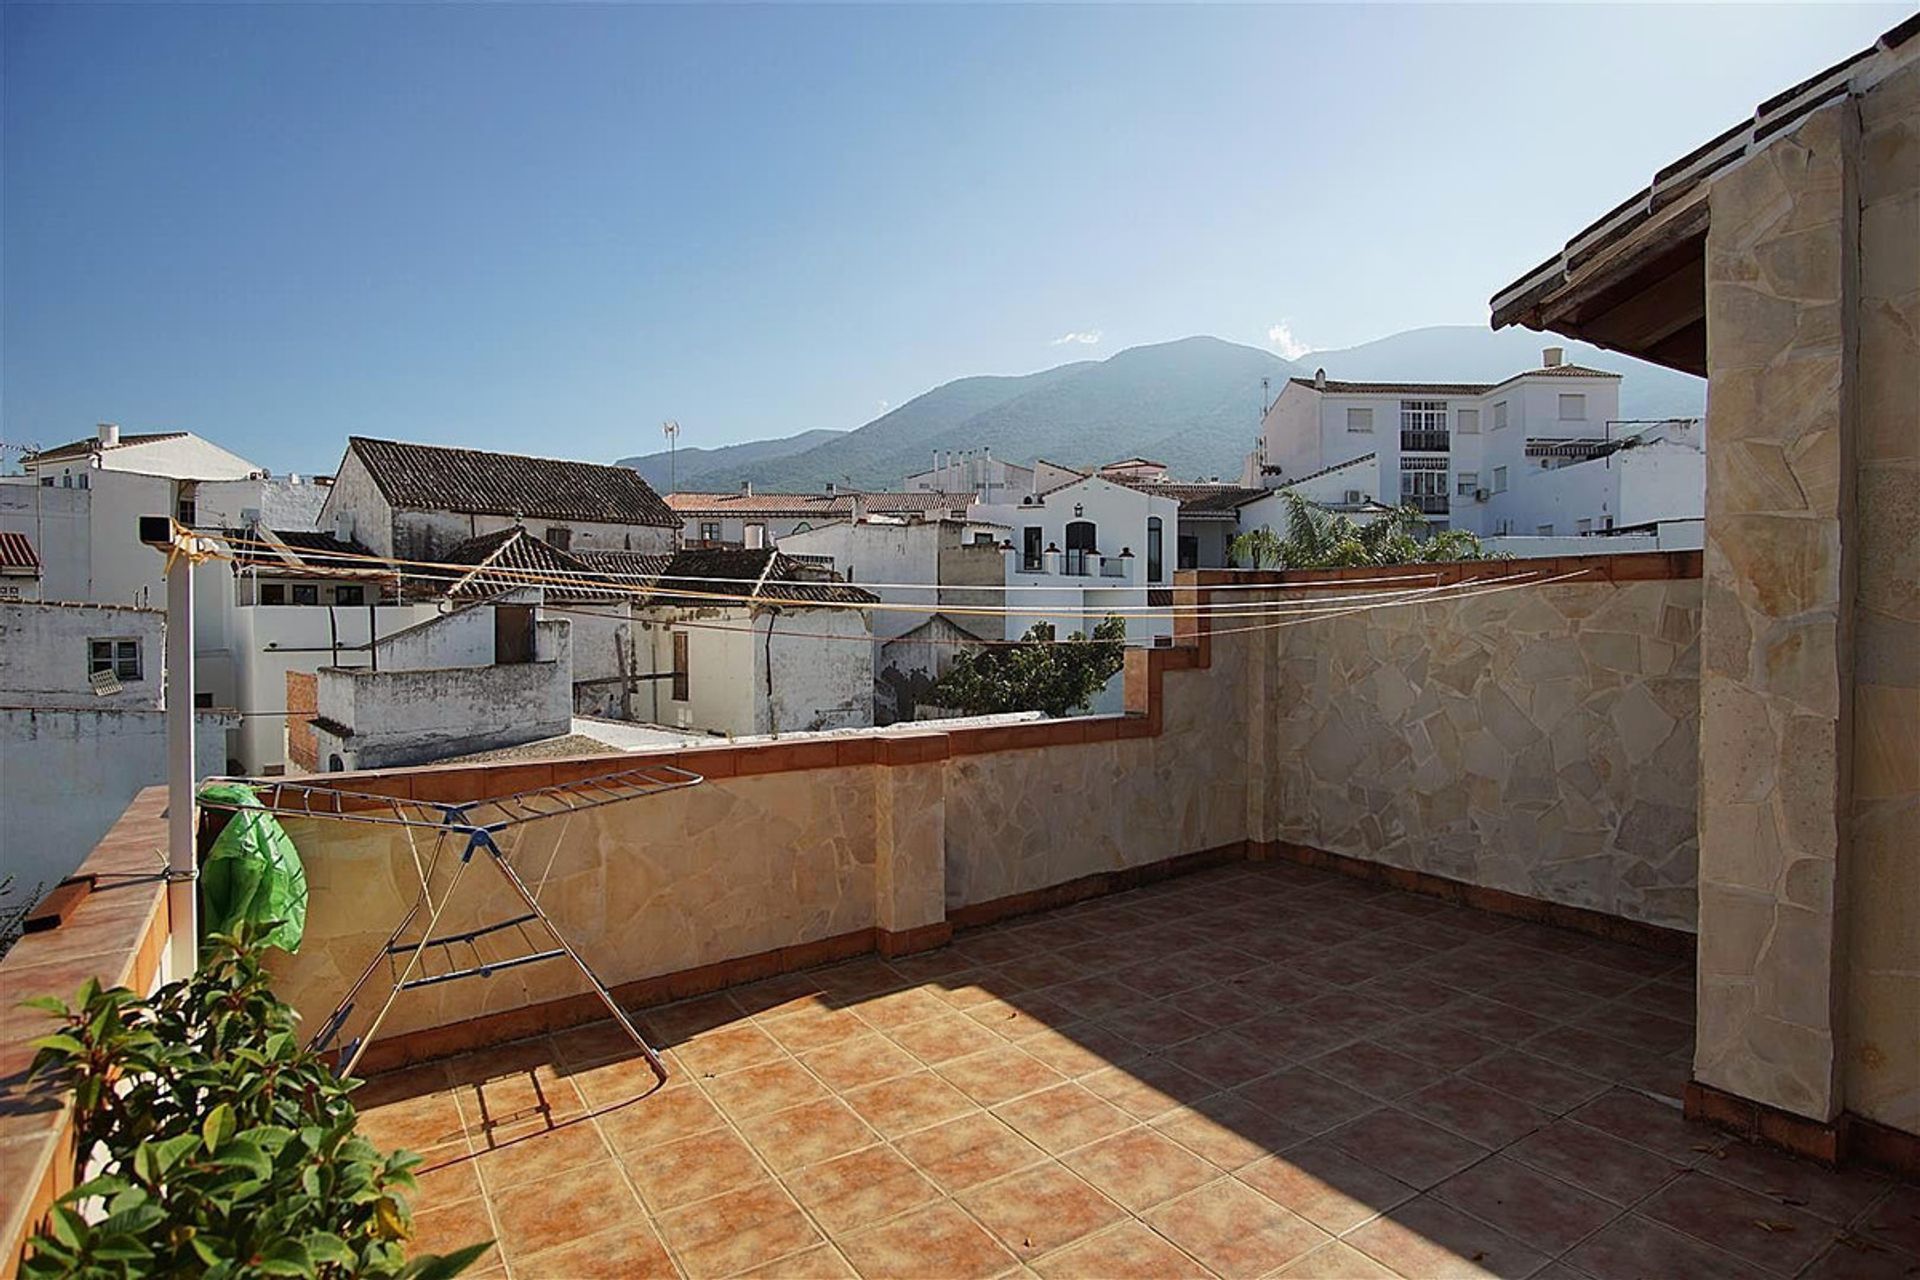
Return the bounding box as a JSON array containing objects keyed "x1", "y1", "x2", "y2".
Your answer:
[
  {"x1": 663, "y1": 327, "x2": 1707, "y2": 492},
  {"x1": 616, "y1": 428, "x2": 844, "y2": 491}
]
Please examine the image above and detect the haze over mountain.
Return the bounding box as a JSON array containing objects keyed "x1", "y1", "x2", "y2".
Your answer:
[{"x1": 620, "y1": 327, "x2": 1706, "y2": 492}]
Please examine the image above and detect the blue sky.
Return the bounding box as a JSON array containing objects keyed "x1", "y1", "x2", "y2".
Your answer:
[{"x1": 3, "y1": 3, "x2": 1904, "y2": 475}]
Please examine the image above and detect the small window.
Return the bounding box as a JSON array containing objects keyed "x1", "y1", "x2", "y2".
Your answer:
[
  {"x1": 1346, "y1": 407, "x2": 1374, "y2": 433},
  {"x1": 292, "y1": 584, "x2": 319, "y2": 606},
  {"x1": 176, "y1": 498, "x2": 197, "y2": 526},
  {"x1": 671, "y1": 631, "x2": 690, "y2": 701},
  {"x1": 260, "y1": 583, "x2": 286, "y2": 605},
  {"x1": 1492, "y1": 401, "x2": 1509, "y2": 430},
  {"x1": 698, "y1": 521, "x2": 721, "y2": 544},
  {"x1": 1147, "y1": 517, "x2": 1164, "y2": 584},
  {"x1": 61, "y1": 473, "x2": 72, "y2": 488},
  {"x1": 334, "y1": 584, "x2": 365, "y2": 607},
  {"x1": 1492, "y1": 466, "x2": 1509, "y2": 493},
  {"x1": 1559, "y1": 394, "x2": 1586, "y2": 421},
  {"x1": 89, "y1": 638, "x2": 142, "y2": 681},
  {"x1": 1457, "y1": 408, "x2": 1481, "y2": 434},
  {"x1": 77, "y1": 474, "x2": 89, "y2": 490},
  {"x1": 972, "y1": 532, "x2": 994, "y2": 546},
  {"x1": 1496, "y1": 518, "x2": 1513, "y2": 535},
  {"x1": 194, "y1": 692, "x2": 214, "y2": 709},
  {"x1": 1456, "y1": 471, "x2": 1479, "y2": 497},
  {"x1": 544, "y1": 526, "x2": 572, "y2": 550},
  {"x1": 40, "y1": 476, "x2": 54, "y2": 487},
  {"x1": 1537, "y1": 524, "x2": 1555, "y2": 536},
  {"x1": 1022, "y1": 527, "x2": 1043, "y2": 572}
]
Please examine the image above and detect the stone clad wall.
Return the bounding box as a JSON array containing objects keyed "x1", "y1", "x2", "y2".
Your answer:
[{"x1": 1257, "y1": 579, "x2": 1702, "y2": 930}]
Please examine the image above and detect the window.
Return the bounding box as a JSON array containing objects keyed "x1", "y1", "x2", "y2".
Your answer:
[
  {"x1": 1456, "y1": 471, "x2": 1479, "y2": 497},
  {"x1": 89, "y1": 638, "x2": 142, "y2": 682},
  {"x1": 260, "y1": 584, "x2": 286, "y2": 605},
  {"x1": 1346, "y1": 407, "x2": 1374, "y2": 433},
  {"x1": 292, "y1": 584, "x2": 319, "y2": 606},
  {"x1": 972, "y1": 532, "x2": 994, "y2": 546},
  {"x1": 671, "y1": 631, "x2": 689, "y2": 701},
  {"x1": 1022, "y1": 527, "x2": 1043, "y2": 572},
  {"x1": 77, "y1": 474, "x2": 88, "y2": 490},
  {"x1": 1492, "y1": 466, "x2": 1509, "y2": 493},
  {"x1": 544, "y1": 526, "x2": 572, "y2": 551},
  {"x1": 698, "y1": 521, "x2": 721, "y2": 544},
  {"x1": 1457, "y1": 408, "x2": 1481, "y2": 434},
  {"x1": 334, "y1": 585, "x2": 365, "y2": 607},
  {"x1": 1147, "y1": 517, "x2": 1164, "y2": 583},
  {"x1": 744, "y1": 523, "x2": 766, "y2": 549},
  {"x1": 61, "y1": 473, "x2": 72, "y2": 489},
  {"x1": 1559, "y1": 394, "x2": 1586, "y2": 421},
  {"x1": 1496, "y1": 518, "x2": 1513, "y2": 535},
  {"x1": 194, "y1": 692, "x2": 214, "y2": 709},
  {"x1": 1492, "y1": 401, "x2": 1509, "y2": 430},
  {"x1": 176, "y1": 498, "x2": 197, "y2": 526},
  {"x1": 1063, "y1": 521, "x2": 1097, "y2": 576},
  {"x1": 1400, "y1": 400, "x2": 1447, "y2": 432}
]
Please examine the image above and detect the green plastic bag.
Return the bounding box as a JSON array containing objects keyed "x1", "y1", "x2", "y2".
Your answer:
[{"x1": 198, "y1": 781, "x2": 308, "y2": 953}]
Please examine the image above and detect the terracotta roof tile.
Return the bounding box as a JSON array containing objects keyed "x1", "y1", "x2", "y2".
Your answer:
[{"x1": 348, "y1": 436, "x2": 677, "y2": 527}]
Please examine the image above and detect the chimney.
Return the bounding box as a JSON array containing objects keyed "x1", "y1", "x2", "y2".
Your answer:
[
  {"x1": 1543, "y1": 347, "x2": 1564, "y2": 368},
  {"x1": 1313, "y1": 369, "x2": 1327, "y2": 390},
  {"x1": 741, "y1": 480, "x2": 753, "y2": 497},
  {"x1": 334, "y1": 510, "x2": 354, "y2": 543},
  {"x1": 851, "y1": 494, "x2": 866, "y2": 523},
  {"x1": 97, "y1": 422, "x2": 121, "y2": 448},
  {"x1": 825, "y1": 480, "x2": 836, "y2": 496}
]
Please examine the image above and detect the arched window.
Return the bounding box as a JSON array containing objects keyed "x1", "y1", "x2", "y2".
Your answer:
[{"x1": 1147, "y1": 517, "x2": 1164, "y2": 583}]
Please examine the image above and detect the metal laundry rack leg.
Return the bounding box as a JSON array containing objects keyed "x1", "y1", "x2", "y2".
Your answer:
[{"x1": 199, "y1": 762, "x2": 703, "y2": 1082}]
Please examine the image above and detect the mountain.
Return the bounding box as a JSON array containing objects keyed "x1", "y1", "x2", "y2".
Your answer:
[
  {"x1": 658, "y1": 327, "x2": 1706, "y2": 493},
  {"x1": 616, "y1": 428, "x2": 845, "y2": 491},
  {"x1": 1304, "y1": 326, "x2": 1706, "y2": 423}
]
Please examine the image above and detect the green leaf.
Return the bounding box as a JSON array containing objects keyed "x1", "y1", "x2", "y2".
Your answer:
[
  {"x1": 301, "y1": 1232, "x2": 356, "y2": 1268},
  {"x1": 203, "y1": 1101, "x2": 237, "y2": 1152},
  {"x1": 256, "y1": 1238, "x2": 317, "y2": 1277},
  {"x1": 27, "y1": 1032, "x2": 86, "y2": 1056},
  {"x1": 211, "y1": 1137, "x2": 272, "y2": 1180}
]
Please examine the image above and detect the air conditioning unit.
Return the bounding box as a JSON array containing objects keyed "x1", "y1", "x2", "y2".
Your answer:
[
  {"x1": 1344, "y1": 489, "x2": 1363, "y2": 504},
  {"x1": 1474, "y1": 489, "x2": 1490, "y2": 503}
]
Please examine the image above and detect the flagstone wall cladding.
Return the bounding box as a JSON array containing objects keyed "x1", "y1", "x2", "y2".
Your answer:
[
  {"x1": 1845, "y1": 58, "x2": 1920, "y2": 1137},
  {"x1": 1258, "y1": 580, "x2": 1702, "y2": 931}
]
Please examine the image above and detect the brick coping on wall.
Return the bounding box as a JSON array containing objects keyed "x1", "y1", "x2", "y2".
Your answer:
[{"x1": 0, "y1": 551, "x2": 1714, "y2": 1272}]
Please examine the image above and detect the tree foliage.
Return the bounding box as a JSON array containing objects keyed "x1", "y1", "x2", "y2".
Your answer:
[
  {"x1": 931, "y1": 615, "x2": 1127, "y2": 718},
  {"x1": 22, "y1": 929, "x2": 488, "y2": 1280},
  {"x1": 1231, "y1": 491, "x2": 1497, "y2": 569}
]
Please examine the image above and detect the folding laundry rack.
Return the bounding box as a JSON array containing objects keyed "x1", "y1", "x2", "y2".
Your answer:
[{"x1": 199, "y1": 762, "x2": 703, "y2": 1081}]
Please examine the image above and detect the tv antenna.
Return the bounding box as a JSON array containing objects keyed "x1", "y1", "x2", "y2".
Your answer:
[{"x1": 662, "y1": 420, "x2": 681, "y2": 494}]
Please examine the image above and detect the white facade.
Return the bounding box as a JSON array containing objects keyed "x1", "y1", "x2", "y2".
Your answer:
[
  {"x1": 976, "y1": 475, "x2": 1179, "y2": 645},
  {"x1": 904, "y1": 450, "x2": 1035, "y2": 502},
  {"x1": 635, "y1": 606, "x2": 873, "y2": 738}
]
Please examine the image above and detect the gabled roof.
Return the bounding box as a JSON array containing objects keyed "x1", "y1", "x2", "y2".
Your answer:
[
  {"x1": 346, "y1": 436, "x2": 678, "y2": 527},
  {"x1": 665, "y1": 491, "x2": 973, "y2": 519},
  {"x1": 433, "y1": 527, "x2": 619, "y2": 602},
  {"x1": 1286, "y1": 365, "x2": 1621, "y2": 398},
  {"x1": 0, "y1": 531, "x2": 42, "y2": 573},
  {"x1": 23, "y1": 432, "x2": 188, "y2": 465},
  {"x1": 642, "y1": 547, "x2": 878, "y2": 609},
  {"x1": 1109, "y1": 479, "x2": 1266, "y2": 516},
  {"x1": 1265, "y1": 452, "x2": 1379, "y2": 490},
  {"x1": 1098, "y1": 457, "x2": 1168, "y2": 471},
  {"x1": 226, "y1": 527, "x2": 388, "y2": 577}
]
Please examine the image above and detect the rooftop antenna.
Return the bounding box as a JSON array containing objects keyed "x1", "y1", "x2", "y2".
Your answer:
[
  {"x1": 661, "y1": 420, "x2": 681, "y2": 494},
  {"x1": 1261, "y1": 376, "x2": 1271, "y2": 416}
]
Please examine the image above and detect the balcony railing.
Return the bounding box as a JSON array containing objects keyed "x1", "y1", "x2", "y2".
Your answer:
[
  {"x1": 1408, "y1": 494, "x2": 1451, "y2": 515},
  {"x1": 1063, "y1": 550, "x2": 1090, "y2": 576},
  {"x1": 1099, "y1": 556, "x2": 1128, "y2": 578},
  {"x1": 1401, "y1": 431, "x2": 1451, "y2": 453}
]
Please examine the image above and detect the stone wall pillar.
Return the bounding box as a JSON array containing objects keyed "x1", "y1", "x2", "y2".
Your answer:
[
  {"x1": 873, "y1": 756, "x2": 950, "y2": 954},
  {"x1": 1694, "y1": 98, "x2": 1857, "y2": 1122}
]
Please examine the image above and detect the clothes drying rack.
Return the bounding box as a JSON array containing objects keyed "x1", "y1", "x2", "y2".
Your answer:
[{"x1": 198, "y1": 762, "x2": 703, "y2": 1081}]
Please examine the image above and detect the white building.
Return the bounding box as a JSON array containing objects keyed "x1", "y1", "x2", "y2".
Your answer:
[
  {"x1": 903, "y1": 449, "x2": 1035, "y2": 502},
  {"x1": 0, "y1": 600, "x2": 230, "y2": 897},
  {"x1": 667, "y1": 489, "x2": 975, "y2": 549},
  {"x1": 319, "y1": 436, "x2": 680, "y2": 564},
  {"x1": 975, "y1": 473, "x2": 1180, "y2": 646},
  {"x1": 1239, "y1": 349, "x2": 1704, "y2": 545},
  {"x1": 0, "y1": 533, "x2": 42, "y2": 601}
]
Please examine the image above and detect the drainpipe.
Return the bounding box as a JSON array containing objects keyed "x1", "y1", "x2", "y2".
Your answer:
[{"x1": 763, "y1": 606, "x2": 781, "y2": 737}]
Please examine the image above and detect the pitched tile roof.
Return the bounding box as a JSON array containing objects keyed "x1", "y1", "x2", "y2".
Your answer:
[
  {"x1": 641, "y1": 547, "x2": 878, "y2": 608},
  {"x1": 0, "y1": 531, "x2": 42, "y2": 573},
  {"x1": 225, "y1": 528, "x2": 389, "y2": 576},
  {"x1": 1287, "y1": 365, "x2": 1622, "y2": 397},
  {"x1": 347, "y1": 436, "x2": 677, "y2": 527},
  {"x1": 1111, "y1": 481, "x2": 1266, "y2": 515},
  {"x1": 24, "y1": 432, "x2": 188, "y2": 465},
  {"x1": 432, "y1": 527, "x2": 620, "y2": 602},
  {"x1": 664, "y1": 491, "x2": 975, "y2": 519}
]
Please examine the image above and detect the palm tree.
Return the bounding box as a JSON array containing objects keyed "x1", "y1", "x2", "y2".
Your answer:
[{"x1": 1230, "y1": 490, "x2": 1496, "y2": 570}]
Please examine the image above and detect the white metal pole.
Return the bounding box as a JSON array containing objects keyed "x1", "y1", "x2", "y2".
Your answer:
[{"x1": 166, "y1": 545, "x2": 198, "y2": 978}]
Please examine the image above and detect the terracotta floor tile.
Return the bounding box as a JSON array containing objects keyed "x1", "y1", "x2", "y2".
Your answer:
[
  {"x1": 735, "y1": 1245, "x2": 860, "y2": 1279},
  {"x1": 1048, "y1": 976, "x2": 1150, "y2": 1022},
  {"x1": 934, "y1": 1043, "x2": 1070, "y2": 1107},
  {"x1": 842, "y1": 1070, "x2": 977, "y2": 1138},
  {"x1": 643, "y1": 992, "x2": 751, "y2": 1040},
  {"x1": 1701, "y1": 1138, "x2": 1889, "y2": 1225},
  {"x1": 1345, "y1": 1195, "x2": 1547, "y2": 1280},
  {"x1": 1351, "y1": 970, "x2": 1469, "y2": 1013},
  {"x1": 568, "y1": 1052, "x2": 681, "y2": 1110},
  {"x1": 848, "y1": 985, "x2": 951, "y2": 1032},
  {"x1": 884, "y1": 946, "x2": 978, "y2": 984},
  {"x1": 491, "y1": 1160, "x2": 643, "y2": 1263},
  {"x1": 1275, "y1": 1240, "x2": 1400, "y2": 1279},
  {"x1": 992, "y1": 1082, "x2": 1136, "y2": 1155},
  {"x1": 1401, "y1": 1076, "x2": 1551, "y2": 1148},
  {"x1": 1149, "y1": 1097, "x2": 1307, "y2": 1178},
  {"x1": 1638, "y1": 1170, "x2": 1829, "y2": 1275},
  {"x1": 512, "y1": 1220, "x2": 679, "y2": 1279},
  {"x1": 1236, "y1": 1141, "x2": 1416, "y2": 1235},
  {"x1": 938, "y1": 971, "x2": 1020, "y2": 1009},
  {"x1": 625, "y1": 1126, "x2": 770, "y2": 1212},
  {"x1": 812, "y1": 958, "x2": 911, "y2": 1000},
  {"x1": 1562, "y1": 1213, "x2": 1769, "y2": 1280},
  {"x1": 783, "y1": 1144, "x2": 941, "y2": 1236},
  {"x1": 1098, "y1": 1001, "x2": 1215, "y2": 1050},
  {"x1": 408, "y1": 1195, "x2": 500, "y2": 1272},
  {"x1": 732, "y1": 973, "x2": 830, "y2": 1020},
  {"x1": 473, "y1": 1117, "x2": 614, "y2": 1192},
  {"x1": 996, "y1": 951, "x2": 1091, "y2": 990},
  {"x1": 1144, "y1": 1177, "x2": 1330, "y2": 1279},
  {"x1": 1460, "y1": 1051, "x2": 1611, "y2": 1115},
  {"x1": 952, "y1": 930, "x2": 1040, "y2": 967},
  {"x1": 1366, "y1": 1016, "x2": 1503, "y2": 1071},
  {"x1": 353, "y1": 1061, "x2": 452, "y2": 1109},
  {"x1": 1523, "y1": 1024, "x2": 1665, "y2": 1086},
  {"x1": 658, "y1": 1181, "x2": 824, "y2": 1279},
  {"x1": 894, "y1": 1110, "x2": 1048, "y2": 1193},
  {"x1": 1233, "y1": 1068, "x2": 1380, "y2": 1136},
  {"x1": 1800, "y1": 1235, "x2": 1920, "y2": 1280},
  {"x1": 1441, "y1": 994, "x2": 1560, "y2": 1044},
  {"x1": 959, "y1": 1160, "x2": 1129, "y2": 1258},
  {"x1": 1566, "y1": 1088, "x2": 1721, "y2": 1165},
  {"x1": 800, "y1": 1035, "x2": 923, "y2": 1092},
  {"x1": 1160, "y1": 1029, "x2": 1282, "y2": 1089},
  {"x1": 1430, "y1": 1154, "x2": 1619, "y2": 1254},
  {"x1": 1029, "y1": 1220, "x2": 1212, "y2": 1280},
  {"x1": 595, "y1": 1083, "x2": 729, "y2": 1156},
  {"x1": 1857, "y1": 1184, "x2": 1920, "y2": 1256},
  {"x1": 550, "y1": 1018, "x2": 658, "y2": 1068},
  {"x1": 357, "y1": 1089, "x2": 470, "y2": 1153},
  {"x1": 1176, "y1": 980, "x2": 1272, "y2": 1028},
  {"x1": 966, "y1": 995, "x2": 1071, "y2": 1041},
  {"x1": 704, "y1": 1056, "x2": 831, "y2": 1119},
  {"x1": 1080, "y1": 1059, "x2": 1217, "y2": 1120},
  {"x1": 1324, "y1": 1108, "x2": 1490, "y2": 1190},
  {"x1": 408, "y1": 1141, "x2": 484, "y2": 1211},
  {"x1": 888, "y1": 1011, "x2": 1008, "y2": 1065},
  {"x1": 1062, "y1": 1126, "x2": 1220, "y2": 1212},
  {"x1": 763, "y1": 1008, "x2": 869, "y2": 1055},
  {"x1": 1308, "y1": 1041, "x2": 1450, "y2": 1101},
  {"x1": 675, "y1": 1023, "x2": 786, "y2": 1078},
  {"x1": 1480, "y1": 973, "x2": 1600, "y2": 1022},
  {"x1": 737, "y1": 1097, "x2": 878, "y2": 1173},
  {"x1": 1017, "y1": 1023, "x2": 1146, "y2": 1076},
  {"x1": 1577, "y1": 1003, "x2": 1694, "y2": 1055},
  {"x1": 1504, "y1": 1118, "x2": 1686, "y2": 1206},
  {"x1": 837, "y1": 1200, "x2": 1020, "y2": 1280}
]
